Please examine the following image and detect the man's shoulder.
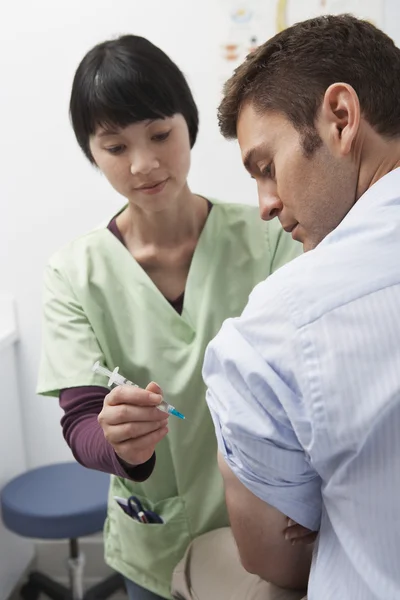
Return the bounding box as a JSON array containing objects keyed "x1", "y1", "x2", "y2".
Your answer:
[{"x1": 246, "y1": 232, "x2": 392, "y2": 330}]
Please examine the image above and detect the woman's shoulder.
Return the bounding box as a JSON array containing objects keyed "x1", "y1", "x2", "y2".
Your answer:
[
  {"x1": 208, "y1": 199, "x2": 301, "y2": 264},
  {"x1": 46, "y1": 222, "x2": 113, "y2": 276},
  {"x1": 48, "y1": 205, "x2": 128, "y2": 270},
  {"x1": 208, "y1": 198, "x2": 273, "y2": 239},
  {"x1": 208, "y1": 199, "x2": 262, "y2": 225},
  {"x1": 209, "y1": 198, "x2": 258, "y2": 213}
]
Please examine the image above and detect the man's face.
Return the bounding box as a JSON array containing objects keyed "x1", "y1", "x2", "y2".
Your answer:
[{"x1": 237, "y1": 102, "x2": 357, "y2": 251}]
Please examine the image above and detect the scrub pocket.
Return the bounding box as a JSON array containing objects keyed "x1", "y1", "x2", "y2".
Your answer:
[{"x1": 114, "y1": 493, "x2": 191, "y2": 581}]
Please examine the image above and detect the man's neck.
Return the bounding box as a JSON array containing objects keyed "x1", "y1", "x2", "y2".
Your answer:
[{"x1": 355, "y1": 130, "x2": 400, "y2": 201}]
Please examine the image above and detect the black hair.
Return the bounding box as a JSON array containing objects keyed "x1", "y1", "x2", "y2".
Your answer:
[{"x1": 70, "y1": 35, "x2": 199, "y2": 163}]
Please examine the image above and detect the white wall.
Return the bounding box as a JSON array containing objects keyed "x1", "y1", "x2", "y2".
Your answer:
[
  {"x1": 0, "y1": 0, "x2": 256, "y2": 469},
  {"x1": 0, "y1": 296, "x2": 34, "y2": 600},
  {"x1": 0, "y1": 0, "x2": 399, "y2": 469}
]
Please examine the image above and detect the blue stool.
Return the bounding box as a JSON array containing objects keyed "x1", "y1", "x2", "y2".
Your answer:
[{"x1": 1, "y1": 462, "x2": 125, "y2": 600}]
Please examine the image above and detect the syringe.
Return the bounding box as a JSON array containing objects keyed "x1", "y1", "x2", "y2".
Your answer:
[{"x1": 92, "y1": 361, "x2": 185, "y2": 420}]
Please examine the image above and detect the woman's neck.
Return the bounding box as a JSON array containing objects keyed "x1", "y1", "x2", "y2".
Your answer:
[{"x1": 117, "y1": 184, "x2": 208, "y2": 251}]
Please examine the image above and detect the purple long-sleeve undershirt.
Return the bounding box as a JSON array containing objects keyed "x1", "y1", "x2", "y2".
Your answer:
[{"x1": 59, "y1": 386, "x2": 156, "y2": 480}]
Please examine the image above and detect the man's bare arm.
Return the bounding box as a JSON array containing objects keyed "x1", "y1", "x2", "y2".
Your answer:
[{"x1": 218, "y1": 452, "x2": 313, "y2": 590}]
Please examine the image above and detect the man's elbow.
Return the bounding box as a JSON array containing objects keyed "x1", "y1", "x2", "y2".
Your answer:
[
  {"x1": 237, "y1": 544, "x2": 312, "y2": 590},
  {"x1": 238, "y1": 551, "x2": 264, "y2": 579}
]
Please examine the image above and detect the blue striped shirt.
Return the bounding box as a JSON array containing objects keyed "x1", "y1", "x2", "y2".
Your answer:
[{"x1": 203, "y1": 168, "x2": 400, "y2": 599}]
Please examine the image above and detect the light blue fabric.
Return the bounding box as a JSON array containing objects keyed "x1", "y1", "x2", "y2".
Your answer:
[
  {"x1": 203, "y1": 168, "x2": 400, "y2": 600},
  {"x1": 124, "y1": 577, "x2": 166, "y2": 600}
]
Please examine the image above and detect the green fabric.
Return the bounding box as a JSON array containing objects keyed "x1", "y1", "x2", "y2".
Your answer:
[{"x1": 37, "y1": 200, "x2": 301, "y2": 598}]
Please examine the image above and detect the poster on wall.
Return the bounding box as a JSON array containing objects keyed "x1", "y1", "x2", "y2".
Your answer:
[
  {"x1": 277, "y1": 0, "x2": 383, "y2": 31},
  {"x1": 218, "y1": 0, "x2": 384, "y2": 83},
  {"x1": 219, "y1": 1, "x2": 276, "y2": 82}
]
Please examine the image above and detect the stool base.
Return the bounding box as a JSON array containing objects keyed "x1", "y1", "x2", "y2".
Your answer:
[{"x1": 20, "y1": 571, "x2": 125, "y2": 600}]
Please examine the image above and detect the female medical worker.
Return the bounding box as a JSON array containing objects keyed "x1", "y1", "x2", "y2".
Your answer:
[{"x1": 37, "y1": 35, "x2": 301, "y2": 600}]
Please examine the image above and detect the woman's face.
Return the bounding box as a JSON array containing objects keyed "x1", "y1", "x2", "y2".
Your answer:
[{"x1": 89, "y1": 114, "x2": 191, "y2": 211}]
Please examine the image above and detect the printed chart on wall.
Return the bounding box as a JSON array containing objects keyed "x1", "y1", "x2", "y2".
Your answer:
[
  {"x1": 277, "y1": 0, "x2": 383, "y2": 31},
  {"x1": 219, "y1": 1, "x2": 276, "y2": 83},
  {"x1": 219, "y1": 0, "x2": 384, "y2": 83}
]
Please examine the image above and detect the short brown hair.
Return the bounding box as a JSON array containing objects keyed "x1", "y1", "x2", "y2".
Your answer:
[{"x1": 218, "y1": 14, "x2": 400, "y2": 143}]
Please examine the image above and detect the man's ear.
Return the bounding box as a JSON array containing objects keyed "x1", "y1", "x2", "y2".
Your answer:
[{"x1": 319, "y1": 82, "x2": 360, "y2": 156}]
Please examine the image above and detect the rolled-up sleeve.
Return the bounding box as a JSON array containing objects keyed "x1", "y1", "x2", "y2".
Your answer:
[{"x1": 203, "y1": 276, "x2": 322, "y2": 531}]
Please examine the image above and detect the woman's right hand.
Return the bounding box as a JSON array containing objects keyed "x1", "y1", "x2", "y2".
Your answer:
[{"x1": 98, "y1": 381, "x2": 169, "y2": 467}]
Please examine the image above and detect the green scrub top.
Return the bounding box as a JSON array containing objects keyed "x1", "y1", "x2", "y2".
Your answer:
[{"x1": 37, "y1": 200, "x2": 301, "y2": 598}]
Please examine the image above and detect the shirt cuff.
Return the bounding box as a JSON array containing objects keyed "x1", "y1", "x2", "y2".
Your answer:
[{"x1": 113, "y1": 452, "x2": 156, "y2": 482}]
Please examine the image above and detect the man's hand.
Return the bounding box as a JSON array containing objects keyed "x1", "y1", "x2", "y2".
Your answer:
[
  {"x1": 284, "y1": 519, "x2": 319, "y2": 546},
  {"x1": 98, "y1": 381, "x2": 169, "y2": 466}
]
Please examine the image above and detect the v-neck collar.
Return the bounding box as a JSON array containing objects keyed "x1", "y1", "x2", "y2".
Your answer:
[{"x1": 103, "y1": 199, "x2": 218, "y2": 324}]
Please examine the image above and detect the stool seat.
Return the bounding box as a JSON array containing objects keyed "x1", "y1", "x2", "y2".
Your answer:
[{"x1": 1, "y1": 462, "x2": 110, "y2": 540}]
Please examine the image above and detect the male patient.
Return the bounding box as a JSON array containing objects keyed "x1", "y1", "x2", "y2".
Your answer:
[{"x1": 173, "y1": 14, "x2": 400, "y2": 600}]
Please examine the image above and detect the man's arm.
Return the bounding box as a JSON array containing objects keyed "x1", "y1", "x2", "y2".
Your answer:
[
  {"x1": 203, "y1": 266, "x2": 322, "y2": 588},
  {"x1": 218, "y1": 452, "x2": 313, "y2": 590}
]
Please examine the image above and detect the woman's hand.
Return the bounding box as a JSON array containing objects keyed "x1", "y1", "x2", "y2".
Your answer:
[{"x1": 98, "y1": 381, "x2": 169, "y2": 467}]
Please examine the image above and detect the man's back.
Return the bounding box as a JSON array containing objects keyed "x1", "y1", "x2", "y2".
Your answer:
[
  {"x1": 204, "y1": 169, "x2": 400, "y2": 599},
  {"x1": 294, "y1": 170, "x2": 400, "y2": 598}
]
